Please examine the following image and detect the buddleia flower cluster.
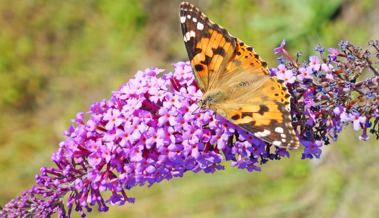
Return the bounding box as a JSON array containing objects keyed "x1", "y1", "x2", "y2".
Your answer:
[
  {"x1": 1, "y1": 40, "x2": 378, "y2": 217},
  {"x1": 272, "y1": 40, "x2": 378, "y2": 159}
]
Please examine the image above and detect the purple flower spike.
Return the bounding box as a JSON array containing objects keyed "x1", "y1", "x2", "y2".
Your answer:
[
  {"x1": 0, "y1": 61, "x2": 285, "y2": 217},
  {"x1": 1, "y1": 40, "x2": 378, "y2": 217},
  {"x1": 273, "y1": 40, "x2": 379, "y2": 158}
]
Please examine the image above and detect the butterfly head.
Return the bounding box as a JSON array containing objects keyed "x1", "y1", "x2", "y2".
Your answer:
[
  {"x1": 197, "y1": 99, "x2": 208, "y2": 110},
  {"x1": 198, "y1": 90, "x2": 225, "y2": 110}
]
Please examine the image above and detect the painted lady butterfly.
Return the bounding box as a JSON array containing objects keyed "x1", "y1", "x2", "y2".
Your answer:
[{"x1": 179, "y1": 2, "x2": 299, "y2": 148}]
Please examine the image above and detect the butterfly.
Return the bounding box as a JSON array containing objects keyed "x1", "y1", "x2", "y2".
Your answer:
[{"x1": 179, "y1": 2, "x2": 299, "y2": 149}]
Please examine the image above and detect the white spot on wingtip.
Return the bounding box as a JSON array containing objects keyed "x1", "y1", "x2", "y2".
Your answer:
[
  {"x1": 180, "y1": 16, "x2": 186, "y2": 23},
  {"x1": 192, "y1": 17, "x2": 197, "y2": 22},
  {"x1": 197, "y1": 22, "x2": 204, "y2": 30},
  {"x1": 255, "y1": 132, "x2": 263, "y2": 137},
  {"x1": 275, "y1": 127, "x2": 284, "y2": 133},
  {"x1": 187, "y1": 15, "x2": 191, "y2": 19},
  {"x1": 255, "y1": 129, "x2": 271, "y2": 138},
  {"x1": 273, "y1": 141, "x2": 282, "y2": 146},
  {"x1": 183, "y1": 31, "x2": 196, "y2": 42}
]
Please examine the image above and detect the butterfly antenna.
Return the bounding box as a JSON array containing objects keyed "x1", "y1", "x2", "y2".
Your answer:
[{"x1": 190, "y1": 104, "x2": 201, "y2": 116}]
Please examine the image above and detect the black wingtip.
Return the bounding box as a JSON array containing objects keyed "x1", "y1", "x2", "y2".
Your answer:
[{"x1": 180, "y1": 2, "x2": 191, "y2": 9}]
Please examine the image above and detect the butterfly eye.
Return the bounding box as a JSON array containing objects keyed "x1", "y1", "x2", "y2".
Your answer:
[{"x1": 197, "y1": 99, "x2": 206, "y2": 110}]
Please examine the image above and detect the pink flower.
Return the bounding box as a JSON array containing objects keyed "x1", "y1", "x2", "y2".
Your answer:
[
  {"x1": 328, "y1": 48, "x2": 339, "y2": 60},
  {"x1": 321, "y1": 63, "x2": 330, "y2": 72},
  {"x1": 325, "y1": 73, "x2": 334, "y2": 80},
  {"x1": 352, "y1": 113, "x2": 366, "y2": 131},
  {"x1": 277, "y1": 64, "x2": 287, "y2": 74},
  {"x1": 297, "y1": 67, "x2": 313, "y2": 81},
  {"x1": 277, "y1": 69, "x2": 296, "y2": 84},
  {"x1": 103, "y1": 109, "x2": 123, "y2": 130},
  {"x1": 309, "y1": 56, "x2": 320, "y2": 71}
]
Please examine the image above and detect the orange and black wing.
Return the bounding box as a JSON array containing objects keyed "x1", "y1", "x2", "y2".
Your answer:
[
  {"x1": 179, "y1": 2, "x2": 299, "y2": 149},
  {"x1": 179, "y1": 2, "x2": 236, "y2": 93},
  {"x1": 215, "y1": 39, "x2": 300, "y2": 149}
]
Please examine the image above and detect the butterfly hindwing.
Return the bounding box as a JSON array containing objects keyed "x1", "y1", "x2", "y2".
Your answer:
[
  {"x1": 180, "y1": 2, "x2": 299, "y2": 149},
  {"x1": 216, "y1": 76, "x2": 298, "y2": 148}
]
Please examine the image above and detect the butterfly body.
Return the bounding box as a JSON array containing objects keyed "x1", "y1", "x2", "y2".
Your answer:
[{"x1": 180, "y1": 2, "x2": 299, "y2": 149}]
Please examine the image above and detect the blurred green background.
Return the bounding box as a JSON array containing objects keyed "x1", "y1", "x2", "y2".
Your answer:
[{"x1": 0, "y1": 0, "x2": 378, "y2": 217}]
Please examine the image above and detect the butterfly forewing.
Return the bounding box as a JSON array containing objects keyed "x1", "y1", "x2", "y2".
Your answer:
[
  {"x1": 180, "y1": 2, "x2": 236, "y2": 92},
  {"x1": 179, "y1": 2, "x2": 299, "y2": 149}
]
